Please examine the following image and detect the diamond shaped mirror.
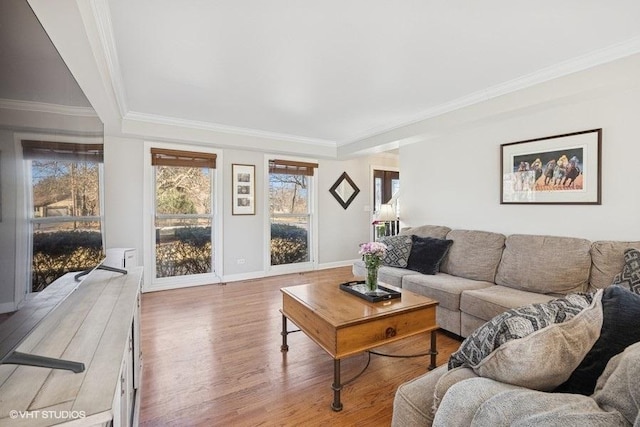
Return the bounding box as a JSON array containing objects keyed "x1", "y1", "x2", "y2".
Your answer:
[{"x1": 329, "y1": 172, "x2": 360, "y2": 209}]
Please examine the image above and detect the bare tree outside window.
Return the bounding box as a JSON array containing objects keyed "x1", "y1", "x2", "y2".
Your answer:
[
  {"x1": 269, "y1": 173, "x2": 310, "y2": 265},
  {"x1": 154, "y1": 165, "x2": 213, "y2": 278},
  {"x1": 30, "y1": 159, "x2": 103, "y2": 292}
]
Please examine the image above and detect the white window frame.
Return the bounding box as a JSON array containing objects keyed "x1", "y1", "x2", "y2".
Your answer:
[
  {"x1": 370, "y1": 164, "x2": 399, "y2": 241},
  {"x1": 142, "y1": 141, "x2": 223, "y2": 292},
  {"x1": 14, "y1": 133, "x2": 105, "y2": 304},
  {"x1": 263, "y1": 154, "x2": 318, "y2": 275}
]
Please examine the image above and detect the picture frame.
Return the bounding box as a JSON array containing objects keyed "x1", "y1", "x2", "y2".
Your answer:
[
  {"x1": 500, "y1": 129, "x2": 602, "y2": 205},
  {"x1": 232, "y1": 164, "x2": 255, "y2": 215},
  {"x1": 329, "y1": 172, "x2": 360, "y2": 209}
]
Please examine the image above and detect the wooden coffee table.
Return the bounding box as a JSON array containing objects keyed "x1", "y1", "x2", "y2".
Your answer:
[{"x1": 280, "y1": 281, "x2": 439, "y2": 411}]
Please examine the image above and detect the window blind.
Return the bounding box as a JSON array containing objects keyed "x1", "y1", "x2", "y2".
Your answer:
[
  {"x1": 22, "y1": 140, "x2": 104, "y2": 162},
  {"x1": 268, "y1": 159, "x2": 318, "y2": 176},
  {"x1": 150, "y1": 148, "x2": 217, "y2": 168}
]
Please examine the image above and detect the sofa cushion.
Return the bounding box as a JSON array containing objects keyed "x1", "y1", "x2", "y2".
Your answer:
[
  {"x1": 406, "y1": 236, "x2": 453, "y2": 275},
  {"x1": 495, "y1": 234, "x2": 591, "y2": 294},
  {"x1": 402, "y1": 273, "x2": 494, "y2": 311},
  {"x1": 378, "y1": 234, "x2": 413, "y2": 268},
  {"x1": 460, "y1": 285, "x2": 555, "y2": 322},
  {"x1": 555, "y1": 285, "x2": 640, "y2": 396},
  {"x1": 449, "y1": 291, "x2": 603, "y2": 391},
  {"x1": 590, "y1": 240, "x2": 640, "y2": 290},
  {"x1": 399, "y1": 224, "x2": 451, "y2": 239},
  {"x1": 611, "y1": 248, "x2": 640, "y2": 294},
  {"x1": 440, "y1": 229, "x2": 505, "y2": 282},
  {"x1": 593, "y1": 341, "x2": 640, "y2": 426}
]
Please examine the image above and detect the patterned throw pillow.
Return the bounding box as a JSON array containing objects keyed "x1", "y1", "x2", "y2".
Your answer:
[
  {"x1": 612, "y1": 248, "x2": 640, "y2": 294},
  {"x1": 448, "y1": 291, "x2": 603, "y2": 391},
  {"x1": 379, "y1": 235, "x2": 412, "y2": 268},
  {"x1": 555, "y1": 285, "x2": 640, "y2": 395},
  {"x1": 449, "y1": 292, "x2": 597, "y2": 370}
]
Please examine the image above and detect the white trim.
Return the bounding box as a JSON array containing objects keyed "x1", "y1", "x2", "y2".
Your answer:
[
  {"x1": 317, "y1": 259, "x2": 359, "y2": 270},
  {"x1": 369, "y1": 164, "x2": 400, "y2": 241},
  {"x1": 143, "y1": 273, "x2": 222, "y2": 293},
  {"x1": 127, "y1": 111, "x2": 336, "y2": 147},
  {"x1": 0, "y1": 301, "x2": 16, "y2": 314},
  {"x1": 263, "y1": 153, "x2": 319, "y2": 274},
  {"x1": 342, "y1": 35, "x2": 640, "y2": 145},
  {"x1": 142, "y1": 141, "x2": 223, "y2": 292},
  {"x1": 144, "y1": 259, "x2": 359, "y2": 291},
  {"x1": 13, "y1": 132, "x2": 104, "y2": 303},
  {"x1": 85, "y1": 0, "x2": 129, "y2": 117},
  {"x1": 0, "y1": 98, "x2": 98, "y2": 117},
  {"x1": 14, "y1": 135, "x2": 28, "y2": 307}
]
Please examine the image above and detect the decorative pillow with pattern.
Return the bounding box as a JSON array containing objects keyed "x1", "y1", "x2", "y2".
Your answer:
[
  {"x1": 379, "y1": 235, "x2": 413, "y2": 268},
  {"x1": 555, "y1": 285, "x2": 640, "y2": 395},
  {"x1": 449, "y1": 292, "x2": 598, "y2": 370},
  {"x1": 612, "y1": 248, "x2": 640, "y2": 294},
  {"x1": 448, "y1": 291, "x2": 603, "y2": 391}
]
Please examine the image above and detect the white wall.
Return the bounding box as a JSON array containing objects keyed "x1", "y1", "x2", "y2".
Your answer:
[
  {"x1": 103, "y1": 136, "x2": 144, "y2": 253},
  {"x1": 102, "y1": 136, "x2": 397, "y2": 286},
  {"x1": 401, "y1": 56, "x2": 640, "y2": 242}
]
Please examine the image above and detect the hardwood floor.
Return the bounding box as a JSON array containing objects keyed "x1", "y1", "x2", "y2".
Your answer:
[{"x1": 139, "y1": 267, "x2": 461, "y2": 426}]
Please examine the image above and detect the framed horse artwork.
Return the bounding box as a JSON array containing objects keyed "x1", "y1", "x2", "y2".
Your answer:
[{"x1": 500, "y1": 129, "x2": 602, "y2": 204}]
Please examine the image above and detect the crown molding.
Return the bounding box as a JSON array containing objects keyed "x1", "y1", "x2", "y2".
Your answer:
[
  {"x1": 82, "y1": 0, "x2": 128, "y2": 117},
  {"x1": 0, "y1": 98, "x2": 98, "y2": 117},
  {"x1": 124, "y1": 111, "x2": 337, "y2": 147},
  {"x1": 341, "y1": 36, "x2": 640, "y2": 146}
]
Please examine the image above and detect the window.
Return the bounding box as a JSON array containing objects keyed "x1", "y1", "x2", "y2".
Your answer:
[
  {"x1": 23, "y1": 140, "x2": 104, "y2": 292},
  {"x1": 268, "y1": 159, "x2": 317, "y2": 267},
  {"x1": 151, "y1": 148, "x2": 216, "y2": 279},
  {"x1": 373, "y1": 169, "x2": 400, "y2": 213}
]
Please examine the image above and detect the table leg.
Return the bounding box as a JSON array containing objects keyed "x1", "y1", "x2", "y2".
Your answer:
[
  {"x1": 331, "y1": 359, "x2": 343, "y2": 411},
  {"x1": 428, "y1": 330, "x2": 438, "y2": 370},
  {"x1": 280, "y1": 315, "x2": 289, "y2": 352}
]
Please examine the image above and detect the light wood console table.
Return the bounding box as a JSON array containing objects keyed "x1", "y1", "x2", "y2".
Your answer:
[{"x1": 0, "y1": 267, "x2": 143, "y2": 426}]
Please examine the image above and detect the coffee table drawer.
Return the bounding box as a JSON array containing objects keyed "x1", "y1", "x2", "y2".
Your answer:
[
  {"x1": 335, "y1": 305, "x2": 436, "y2": 358},
  {"x1": 282, "y1": 293, "x2": 337, "y2": 355}
]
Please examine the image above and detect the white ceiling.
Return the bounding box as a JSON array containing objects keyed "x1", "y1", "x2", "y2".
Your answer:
[
  {"x1": 102, "y1": 0, "x2": 640, "y2": 146},
  {"x1": 11, "y1": 0, "x2": 640, "y2": 154}
]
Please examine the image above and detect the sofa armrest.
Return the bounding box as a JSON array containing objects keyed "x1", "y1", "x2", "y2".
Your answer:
[
  {"x1": 392, "y1": 365, "x2": 477, "y2": 427},
  {"x1": 433, "y1": 377, "x2": 630, "y2": 427}
]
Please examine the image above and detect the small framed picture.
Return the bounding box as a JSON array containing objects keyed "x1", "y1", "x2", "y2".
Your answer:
[{"x1": 232, "y1": 164, "x2": 255, "y2": 215}]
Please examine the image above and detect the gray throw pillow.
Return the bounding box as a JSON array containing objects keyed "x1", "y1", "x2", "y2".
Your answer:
[
  {"x1": 612, "y1": 248, "x2": 640, "y2": 294},
  {"x1": 379, "y1": 235, "x2": 412, "y2": 268},
  {"x1": 449, "y1": 293, "x2": 597, "y2": 370},
  {"x1": 448, "y1": 291, "x2": 603, "y2": 391}
]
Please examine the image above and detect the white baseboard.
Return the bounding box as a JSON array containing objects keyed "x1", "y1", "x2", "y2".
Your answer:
[
  {"x1": 317, "y1": 259, "x2": 359, "y2": 270},
  {"x1": 0, "y1": 301, "x2": 17, "y2": 314},
  {"x1": 143, "y1": 274, "x2": 222, "y2": 293},
  {"x1": 221, "y1": 270, "x2": 267, "y2": 284},
  {"x1": 143, "y1": 260, "x2": 360, "y2": 291}
]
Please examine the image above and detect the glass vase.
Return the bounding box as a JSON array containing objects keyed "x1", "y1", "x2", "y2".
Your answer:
[{"x1": 366, "y1": 265, "x2": 379, "y2": 292}]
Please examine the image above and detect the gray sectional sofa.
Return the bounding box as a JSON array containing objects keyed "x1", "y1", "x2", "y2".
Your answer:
[{"x1": 352, "y1": 224, "x2": 640, "y2": 337}]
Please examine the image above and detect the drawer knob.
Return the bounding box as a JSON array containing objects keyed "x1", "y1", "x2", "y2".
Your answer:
[{"x1": 385, "y1": 327, "x2": 396, "y2": 338}]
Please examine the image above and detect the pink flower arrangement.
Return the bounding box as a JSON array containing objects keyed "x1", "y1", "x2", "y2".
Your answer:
[
  {"x1": 359, "y1": 241, "x2": 387, "y2": 257},
  {"x1": 359, "y1": 242, "x2": 387, "y2": 289}
]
